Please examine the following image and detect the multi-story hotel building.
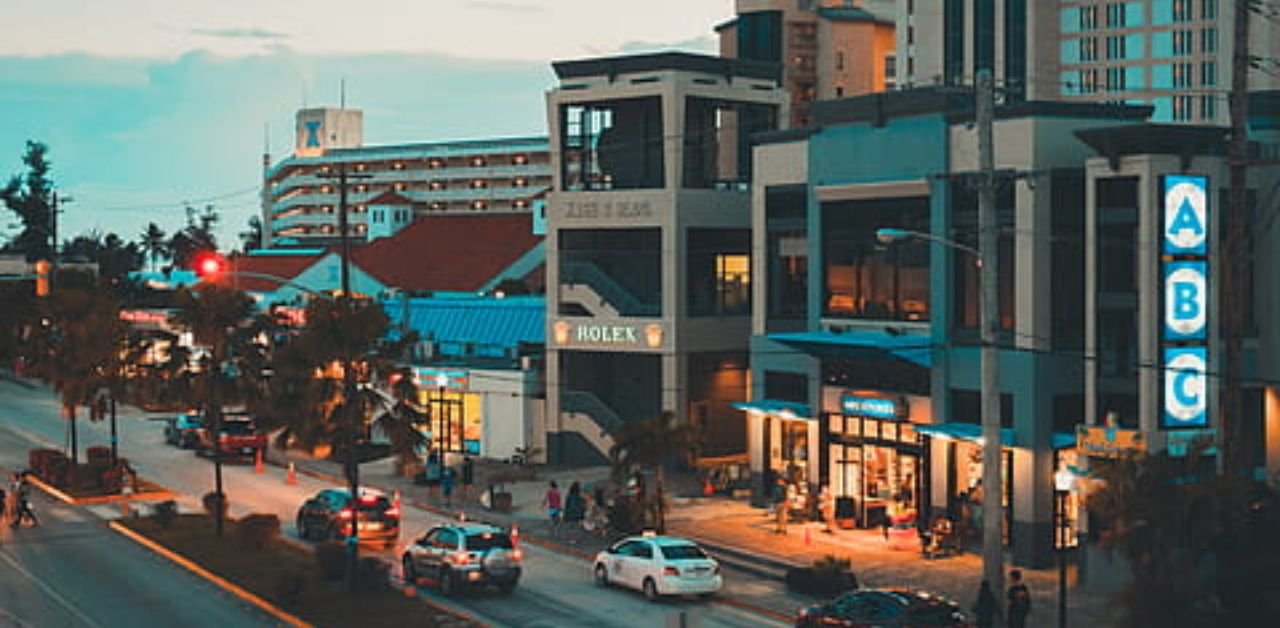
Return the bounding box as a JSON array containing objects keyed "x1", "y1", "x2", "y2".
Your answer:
[
  {"x1": 717, "y1": 1, "x2": 896, "y2": 127},
  {"x1": 261, "y1": 107, "x2": 551, "y2": 248},
  {"x1": 897, "y1": 0, "x2": 1280, "y2": 124},
  {"x1": 540, "y1": 52, "x2": 787, "y2": 464}
]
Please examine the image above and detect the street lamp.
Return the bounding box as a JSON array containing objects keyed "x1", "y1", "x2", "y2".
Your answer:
[{"x1": 1054, "y1": 468, "x2": 1076, "y2": 628}]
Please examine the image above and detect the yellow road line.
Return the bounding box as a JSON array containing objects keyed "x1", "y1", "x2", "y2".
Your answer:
[{"x1": 108, "y1": 521, "x2": 311, "y2": 628}]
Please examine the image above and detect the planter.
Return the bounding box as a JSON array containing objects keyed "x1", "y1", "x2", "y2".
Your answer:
[{"x1": 785, "y1": 567, "x2": 859, "y2": 596}]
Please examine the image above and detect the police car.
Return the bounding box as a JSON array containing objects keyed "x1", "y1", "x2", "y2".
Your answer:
[{"x1": 592, "y1": 533, "x2": 722, "y2": 601}]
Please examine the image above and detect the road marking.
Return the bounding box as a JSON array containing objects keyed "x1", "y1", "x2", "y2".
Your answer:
[{"x1": 0, "y1": 547, "x2": 106, "y2": 628}]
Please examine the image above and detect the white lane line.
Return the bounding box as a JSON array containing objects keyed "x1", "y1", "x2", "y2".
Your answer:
[{"x1": 0, "y1": 547, "x2": 106, "y2": 628}]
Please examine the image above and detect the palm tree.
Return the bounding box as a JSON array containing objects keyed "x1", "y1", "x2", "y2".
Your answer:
[
  {"x1": 139, "y1": 223, "x2": 168, "y2": 272},
  {"x1": 608, "y1": 410, "x2": 699, "y2": 533},
  {"x1": 167, "y1": 282, "x2": 261, "y2": 536}
]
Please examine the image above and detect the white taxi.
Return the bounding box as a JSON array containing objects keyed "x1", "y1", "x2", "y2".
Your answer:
[{"x1": 592, "y1": 533, "x2": 723, "y2": 601}]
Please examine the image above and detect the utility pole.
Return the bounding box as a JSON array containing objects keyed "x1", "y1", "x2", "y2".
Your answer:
[
  {"x1": 49, "y1": 192, "x2": 69, "y2": 287},
  {"x1": 976, "y1": 68, "x2": 1005, "y2": 603},
  {"x1": 1221, "y1": 0, "x2": 1251, "y2": 474}
]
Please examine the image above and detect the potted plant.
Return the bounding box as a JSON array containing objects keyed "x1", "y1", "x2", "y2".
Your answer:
[{"x1": 786, "y1": 554, "x2": 858, "y2": 596}]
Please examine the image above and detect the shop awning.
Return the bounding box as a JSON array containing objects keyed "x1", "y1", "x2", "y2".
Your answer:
[
  {"x1": 732, "y1": 399, "x2": 813, "y2": 420},
  {"x1": 767, "y1": 330, "x2": 934, "y2": 368},
  {"x1": 915, "y1": 422, "x2": 1076, "y2": 450}
]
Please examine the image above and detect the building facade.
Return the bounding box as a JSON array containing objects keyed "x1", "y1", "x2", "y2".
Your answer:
[
  {"x1": 718, "y1": 0, "x2": 896, "y2": 128},
  {"x1": 897, "y1": 0, "x2": 1280, "y2": 125},
  {"x1": 540, "y1": 52, "x2": 787, "y2": 464},
  {"x1": 262, "y1": 107, "x2": 551, "y2": 248}
]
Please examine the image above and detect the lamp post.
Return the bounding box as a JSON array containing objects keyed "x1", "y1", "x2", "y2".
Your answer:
[{"x1": 1054, "y1": 468, "x2": 1075, "y2": 628}]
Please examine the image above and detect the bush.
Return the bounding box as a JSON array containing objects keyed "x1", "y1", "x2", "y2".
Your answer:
[
  {"x1": 356, "y1": 556, "x2": 390, "y2": 592},
  {"x1": 786, "y1": 554, "x2": 858, "y2": 596},
  {"x1": 238, "y1": 513, "x2": 282, "y2": 549},
  {"x1": 607, "y1": 496, "x2": 645, "y2": 536},
  {"x1": 315, "y1": 541, "x2": 347, "y2": 581},
  {"x1": 202, "y1": 491, "x2": 228, "y2": 520},
  {"x1": 153, "y1": 500, "x2": 179, "y2": 528}
]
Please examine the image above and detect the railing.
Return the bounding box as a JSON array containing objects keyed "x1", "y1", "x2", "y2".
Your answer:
[
  {"x1": 561, "y1": 390, "x2": 624, "y2": 437},
  {"x1": 559, "y1": 260, "x2": 660, "y2": 317}
]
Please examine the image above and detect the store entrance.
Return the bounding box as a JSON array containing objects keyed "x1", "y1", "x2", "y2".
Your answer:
[{"x1": 827, "y1": 414, "x2": 925, "y2": 529}]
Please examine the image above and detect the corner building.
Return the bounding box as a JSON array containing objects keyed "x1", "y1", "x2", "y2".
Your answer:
[{"x1": 541, "y1": 53, "x2": 787, "y2": 464}]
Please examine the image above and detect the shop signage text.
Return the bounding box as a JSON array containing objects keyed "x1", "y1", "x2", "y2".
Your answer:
[
  {"x1": 560, "y1": 198, "x2": 655, "y2": 221},
  {"x1": 1161, "y1": 175, "x2": 1210, "y2": 429},
  {"x1": 840, "y1": 394, "x2": 903, "y2": 419},
  {"x1": 1076, "y1": 425, "x2": 1146, "y2": 458},
  {"x1": 552, "y1": 320, "x2": 664, "y2": 349},
  {"x1": 413, "y1": 367, "x2": 469, "y2": 390}
]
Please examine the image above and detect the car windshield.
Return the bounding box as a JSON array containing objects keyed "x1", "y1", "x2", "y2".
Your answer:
[
  {"x1": 466, "y1": 532, "x2": 514, "y2": 550},
  {"x1": 658, "y1": 544, "x2": 707, "y2": 560},
  {"x1": 221, "y1": 420, "x2": 254, "y2": 434}
]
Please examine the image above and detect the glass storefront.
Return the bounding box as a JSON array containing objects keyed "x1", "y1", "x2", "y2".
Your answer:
[
  {"x1": 764, "y1": 415, "x2": 811, "y2": 489},
  {"x1": 418, "y1": 387, "x2": 482, "y2": 455},
  {"x1": 826, "y1": 411, "x2": 925, "y2": 528}
]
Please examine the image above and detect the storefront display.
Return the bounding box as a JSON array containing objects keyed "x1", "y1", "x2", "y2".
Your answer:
[{"x1": 825, "y1": 392, "x2": 925, "y2": 529}]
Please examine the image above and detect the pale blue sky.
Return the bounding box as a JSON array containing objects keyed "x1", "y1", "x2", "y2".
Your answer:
[{"x1": 0, "y1": 0, "x2": 724, "y2": 248}]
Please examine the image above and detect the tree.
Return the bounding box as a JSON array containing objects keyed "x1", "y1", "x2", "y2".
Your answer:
[
  {"x1": 238, "y1": 215, "x2": 263, "y2": 253},
  {"x1": 1087, "y1": 444, "x2": 1280, "y2": 627},
  {"x1": 608, "y1": 410, "x2": 699, "y2": 533},
  {"x1": 167, "y1": 282, "x2": 263, "y2": 536},
  {"x1": 61, "y1": 230, "x2": 144, "y2": 282},
  {"x1": 1, "y1": 141, "x2": 55, "y2": 260},
  {"x1": 20, "y1": 272, "x2": 126, "y2": 470},
  {"x1": 168, "y1": 204, "x2": 219, "y2": 270},
  {"x1": 138, "y1": 222, "x2": 168, "y2": 272}
]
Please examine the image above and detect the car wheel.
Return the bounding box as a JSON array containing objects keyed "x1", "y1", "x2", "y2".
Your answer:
[
  {"x1": 296, "y1": 517, "x2": 310, "y2": 541},
  {"x1": 642, "y1": 577, "x2": 659, "y2": 602},
  {"x1": 402, "y1": 555, "x2": 417, "y2": 584},
  {"x1": 439, "y1": 570, "x2": 457, "y2": 597},
  {"x1": 594, "y1": 564, "x2": 609, "y2": 588}
]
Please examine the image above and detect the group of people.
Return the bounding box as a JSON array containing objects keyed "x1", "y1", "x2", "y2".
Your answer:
[
  {"x1": 1, "y1": 471, "x2": 38, "y2": 529},
  {"x1": 541, "y1": 480, "x2": 608, "y2": 536},
  {"x1": 424, "y1": 452, "x2": 475, "y2": 507},
  {"x1": 972, "y1": 570, "x2": 1033, "y2": 628}
]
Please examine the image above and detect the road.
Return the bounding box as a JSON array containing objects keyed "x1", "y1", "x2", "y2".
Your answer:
[{"x1": 0, "y1": 377, "x2": 788, "y2": 628}]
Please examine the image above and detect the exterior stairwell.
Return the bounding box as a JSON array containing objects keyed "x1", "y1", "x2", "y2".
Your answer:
[
  {"x1": 559, "y1": 260, "x2": 659, "y2": 318},
  {"x1": 560, "y1": 390, "x2": 625, "y2": 459}
]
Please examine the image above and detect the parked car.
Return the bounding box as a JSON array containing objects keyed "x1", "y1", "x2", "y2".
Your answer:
[
  {"x1": 164, "y1": 412, "x2": 203, "y2": 448},
  {"x1": 401, "y1": 523, "x2": 522, "y2": 596},
  {"x1": 593, "y1": 534, "x2": 722, "y2": 601},
  {"x1": 795, "y1": 588, "x2": 974, "y2": 627},
  {"x1": 194, "y1": 411, "x2": 268, "y2": 460},
  {"x1": 296, "y1": 488, "x2": 400, "y2": 547}
]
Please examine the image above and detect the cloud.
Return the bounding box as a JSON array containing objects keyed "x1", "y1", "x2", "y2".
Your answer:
[
  {"x1": 191, "y1": 27, "x2": 291, "y2": 41},
  {"x1": 466, "y1": 1, "x2": 547, "y2": 14}
]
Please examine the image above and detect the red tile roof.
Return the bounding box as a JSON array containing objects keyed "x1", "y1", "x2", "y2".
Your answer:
[
  {"x1": 353, "y1": 214, "x2": 541, "y2": 292},
  {"x1": 226, "y1": 252, "x2": 323, "y2": 292},
  {"x1": 366, "y1": 190, "x2": 414, "y2": 206}
]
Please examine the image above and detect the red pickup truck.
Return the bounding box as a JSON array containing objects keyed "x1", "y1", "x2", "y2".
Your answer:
[{"x1": 195, "y1": 412, "x2": 269, "y2": 460}]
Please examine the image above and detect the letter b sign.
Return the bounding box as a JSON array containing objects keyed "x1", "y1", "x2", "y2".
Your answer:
[{"x1": 1164, "y1": 262, "x2": 1206, "y2": 340}]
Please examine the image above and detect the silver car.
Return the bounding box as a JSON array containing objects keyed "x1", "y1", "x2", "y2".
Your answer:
[{"x1": 401, "y1": 523, "x2": 522, "y2": 596}]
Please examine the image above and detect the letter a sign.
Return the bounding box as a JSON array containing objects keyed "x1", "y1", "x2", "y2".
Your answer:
[{"x1": 1163, "y1": 175, "x2": 1208, "y2": 255}]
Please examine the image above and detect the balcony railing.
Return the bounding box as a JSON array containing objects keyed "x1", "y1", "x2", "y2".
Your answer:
[{"x1": 560, "y1": 260, "x2": 660, "y2": 317}]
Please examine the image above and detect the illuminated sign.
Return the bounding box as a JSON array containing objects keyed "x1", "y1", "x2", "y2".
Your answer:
[
  {"x1": 118, "y1": 309, "x2": 170, "y2": 326},
  {"x1": 552, "y1": 320, "x2": 664, "y2": 350},
  {"x1": 413, "y1": 367, "x2": 469, "y2": 390},
  {"x1": 1163, "y1": 261, "x2": 1207, "y2": 340},
  {"x1": 1163, "y1": 346, "x2": 1208, "y2": 428},
  {"x1": 1163, "y1": 175, "x2": 1208, "y2": 255},
  {"x1": 840, "y1": 394, "x2": 903, "y2": 419},
  {"x1": 1076, "y1": 425, "x2": 1146, "y2": 458}
]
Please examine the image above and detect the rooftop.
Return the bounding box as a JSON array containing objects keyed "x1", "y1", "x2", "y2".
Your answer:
[{"x1": 553, "y1": 51, "x2": 781, "y2": 83}]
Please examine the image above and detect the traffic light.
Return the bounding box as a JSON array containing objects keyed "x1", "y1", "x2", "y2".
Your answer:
[
  {"x1": 192, "y1": 251, "x2": 228, "y2": 280},
  {"x1": 33, "y1": 259, "x2": 50, "y2": 297}
]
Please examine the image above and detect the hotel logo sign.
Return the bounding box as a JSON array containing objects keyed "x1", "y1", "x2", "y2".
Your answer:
[{"x1": 1161, "y1": 175, "x2": 1210, "y2": 430}]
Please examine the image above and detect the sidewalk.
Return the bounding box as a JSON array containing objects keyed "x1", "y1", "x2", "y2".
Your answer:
[{"x1": 268, "y1": 447, "x2": 1124, "y2": 626}]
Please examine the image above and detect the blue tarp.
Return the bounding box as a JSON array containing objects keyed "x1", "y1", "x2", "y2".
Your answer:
[
  {"x1": 768, "y1": 330, "x2": 934, "y2": 368},
  {"x1": 915, "y1": 422, "x2": 1076, "y2": 450}
]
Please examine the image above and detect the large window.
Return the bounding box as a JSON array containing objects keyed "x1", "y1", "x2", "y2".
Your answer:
[
  {"x1": 766, "y1": 186, "x2": 808, "y2": 321},
  {"x1": 559, "y1": 228, "x2": 662, "y2": 316},
  {"x1": 683, "y1": 97, "x2": 776, "y2": 189},
  {"x1": 822, "y1": 197, "x2": 931, "y2": 322},
  {"x1": 561, "y1": 97, "x2": 664, "y2": 191},
  {"x1": 1051, "y1": 170, "x2": 1086, "y2": 352},
  {"x1": 950, "y1": 182, "x2": 1015, "y2": 333},
  {"x1": 687, "y1": 229, "x2": 751, "y2": 316}
]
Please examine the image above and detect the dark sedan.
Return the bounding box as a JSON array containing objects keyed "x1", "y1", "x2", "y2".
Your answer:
[
  {"x1": 796, "y1": 588, "x2": 974, "y2": 627},
  {"x1": 163, "y1": 412, "x2": 203, "y2": 449},
  {"x1": 296, "y1": 488, "x2": 400, "y2": 548}
]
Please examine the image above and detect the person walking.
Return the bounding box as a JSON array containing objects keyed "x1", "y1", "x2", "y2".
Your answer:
[
  {"x1": 460, "y1": 456, "x2": 475, "y2": 500},
  {"x1": 542, "y1": 481, "x2": 563, "y2": 535},
  {"x1": 972, "y1": 579, "x2": 1000, "y2": 628},
  {"x1": 772, "y1": 477, "x2": 789, "y2": 534},
  {"x1": 11, "y1": 477, "x2": 36, "y2": 528},
  {"x1": 441, "y1": 466, "x2": 456, "y2": 508},
  {"x1": 1006, "y1": 569, "x2": 1032, "y2": 628},
  {"x1": 563, "y1": 481, "x2": 585, "y2": 523},
  {"x1": 819, "y1": 485, "x2": 835, "y2": 534}
]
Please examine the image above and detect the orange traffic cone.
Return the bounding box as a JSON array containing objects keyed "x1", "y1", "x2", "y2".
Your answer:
[
  {"x1": 286, "y1": 462, "x2": 298, "y2": 485},
  {"x1": 392, "y1": 489, "x2": 402, "y2": 511},
  {"x1": 254, "y1": 449, "x2": 264, "y2": 474},
  {"x1": 511, "y1": 523, "x2": 520, "y2": 549},
  {"x1": 805, "y1": 526, "x2": 812, "y2": 546}
]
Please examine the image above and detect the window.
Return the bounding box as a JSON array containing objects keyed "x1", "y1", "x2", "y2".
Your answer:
[
  {"x1": 1080, "y1": 68, "x2": 1100, "y2": 93},
  {"x1": 1201, "y1": 61, "x2": 1216, "y2": 86},
  {"x1": 1080, "y1": 5, "x2": 1098, "y2": 30},
  {"x1": 683, "y1": 97, "x2": 776, "y2": 189},
  {"x1": 1173, "y1": 62, "x2": 1193, "y2": 88},
  {"x1": 884, "y1": 54, "x2": 897, "y2": 90},
  {"x1": 1173, "y1": 0, "x2": 1192, "y2": 22},
  {"x1": 1201, "y1": 94, "x2": 1218, "y2": 119},
  {"x1": 1081, "y1": 37, "x2": 1099, "y2": 62},
  {"x1": 1201, "y1": 28, "x2": 1216, "y2": 53},
  {"x1": 561, "y1": 97, "x2": 664, "y2": 191},
  {"x1": 1202, "y1": 0, "x2": 1217, "y2": 19},
  {"x1": 1106, "y1": 3, "x2": 1126, "y2": 28},
  {"x1": 822, "y1": 196, "x2": 931, "y2": 322},
  {"x1": 766, "y1": 186, "x2": 808, "y2": 321},
  {"x1": 1173, "y1": 29, "x2": 1193, "y2": 55},
  {"x1": 1106, "y1": 66, "x2": 1127, "y2": 91},
  {"x1": 1174, "y1": 94, "x2": 1195, "y2": 121},
  {"x1": 836, "y1": 50, "x2": 845, "y2": 71},
  {"x1": 687, "y1": 229, "x2": 751, "y2": 317},
  {"x1": 1106, "y1": 35, "x2": 1126, "y2": 59}
]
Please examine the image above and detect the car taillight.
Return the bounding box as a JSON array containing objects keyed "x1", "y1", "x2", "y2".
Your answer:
[
  {"x1": 511, "y1": 549, "x2": 523, "y2": 562},
  {"x1": 337, "y1": 508, "x2": 354, "y2": 520},
  {"x1": 384, "y1": 507, "x2": 400, "y2": 518},
  {"x1": 450, "y1": 552, "x2": 473, "y2": 566},
  {"x1": 662, "y1": 566, "x2": 680, "y2": 577},
  {"x1": 359, "y1": 495, "x2": 378, "y2": 505}
]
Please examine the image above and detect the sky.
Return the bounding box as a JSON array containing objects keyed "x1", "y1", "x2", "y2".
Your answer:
[{"x1": 0, "y1": 0, "x2": 725, "y2": 250}]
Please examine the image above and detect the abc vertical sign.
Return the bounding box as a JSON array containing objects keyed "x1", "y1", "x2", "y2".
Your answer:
[{"x1": 1161, "y1": 175, "x2": 1209, "y2": 429}]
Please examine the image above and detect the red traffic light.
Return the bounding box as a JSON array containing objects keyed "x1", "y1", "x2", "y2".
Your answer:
[{"x1": 193, "y1": 252, "x2": 227, "y2": 278}]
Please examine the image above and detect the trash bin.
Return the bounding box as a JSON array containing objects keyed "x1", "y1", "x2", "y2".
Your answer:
[{"x1": 835, "y1": 496, "x2": 856, "y2": 529}]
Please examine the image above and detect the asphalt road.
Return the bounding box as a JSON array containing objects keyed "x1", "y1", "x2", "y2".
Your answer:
[{"x1": 0, "y1": 378, "x2": 788, "y2": 628}]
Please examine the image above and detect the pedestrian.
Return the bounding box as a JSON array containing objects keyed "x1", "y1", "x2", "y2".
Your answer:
[
  {"x1": 972, "y1": 579, "x2": 1000, "y2": 628},
  {"x1": 11, "y1": 479, "x2": 36, "y2": 528},
  {"x1": 1006, "y1": 569, "x2": 1032, "y2": 628},
  {"x1": 460, "y1": 455, "x2": 475, "y2": 499},
  {"x1": 819, "y1": 485, "x2": 835, "y2": 533},
  {"x1": 772, "y1": 477, "x2": 788, "y2": 534},
  {"x1": 441, "y1": 466, "x2": 456, "y2": 507},
  {"x1": 542, "y1": 481, "x2": 562, "y2": 535},
  {"x1": 564, "y1": 481, "x2": 585, "y2": 523}
]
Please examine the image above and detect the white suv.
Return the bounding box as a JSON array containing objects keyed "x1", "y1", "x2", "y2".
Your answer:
[
  {"x1": 593, "y1": 534, "x2": 722, "y2": 601},
  {"x1": 402, "y1": 523, "x2": 522, "y2": 596}
]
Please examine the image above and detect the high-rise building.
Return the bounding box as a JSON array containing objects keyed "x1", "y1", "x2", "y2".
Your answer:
[
  {"x1": 261, "y1": 107, "x2": 551, "y2": 248},
  {"x1": 718, "y1": 1, "x2": 897, "y2": 127},
  {"x1": 897, "y1": 0, "x2": 1280, "y2": 124}
]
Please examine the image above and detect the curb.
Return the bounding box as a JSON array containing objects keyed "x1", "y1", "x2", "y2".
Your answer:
[{"x1": 108, "y1": 521, "x2": 311, "y2": 628}]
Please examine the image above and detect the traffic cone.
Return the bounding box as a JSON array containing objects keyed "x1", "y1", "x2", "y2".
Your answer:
[
  {"x1": 511, "y1": 523, "x2": 520, "y2": 549},
  {"x1": 805, "y1": 526, "x2": 812, "y2": 546},
  {"x1": 286, "y1": 462, "x2": 298, "y2": 485},
  {"x1": 254, "y1": 449, "x2": 264, "y2": 474},
  {"x1": 392, "y1": 489, "x2": 402, "y2": 512}
]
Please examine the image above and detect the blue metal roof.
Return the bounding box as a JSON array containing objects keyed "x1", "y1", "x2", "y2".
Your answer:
[
  {"x1": 382, "y1": 295, "x2": 543, "y2": 349},
  {"x1": 732, "y1": 400, "x2": 813, "y2": 420},
  {"x1": 768, "y1": 330, "x2": 934, "y2": 368},
  {"x1": 915, "y1": 422, "x2": 1076, "y2": 450}
]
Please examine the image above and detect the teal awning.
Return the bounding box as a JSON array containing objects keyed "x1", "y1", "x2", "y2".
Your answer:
[
  {"x1": 768, "y1": 330, "x2": 933, "y2": 368},
  {"x1": 915, "y1": 422, "x2": 1076, "y2": 450},
  {"x1": 732, "y1": 399, "x2": 813, "y2": 420}
]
